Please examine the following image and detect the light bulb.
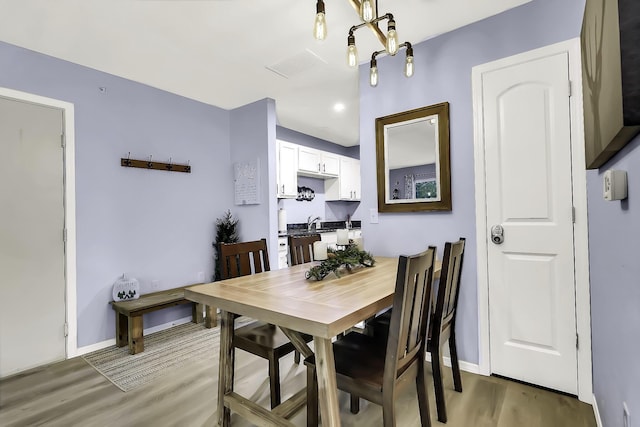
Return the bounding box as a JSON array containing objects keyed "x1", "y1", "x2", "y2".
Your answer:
[
  {"x1": 405, "y1": 56, "x2": 414, "y2": 77},
  {"x1": 386, "y1": 19, "x2": 398, "y2": 55},
  {"x1": 405, "y1": 47, "x2": 414, "y2": 77},
  {"x1": 370, "y1": 60, "x2": 378, "y2": 87},
  {"x1": 313, "y1": 1, "x2": 327, "y2": 40},
  {"x1": 361, "y1": 0, "x2": 374, "y2": 22},
  {"x1": 347, "y1": 45, "x2": 358, "y2": 68},
  {"x1": 347, "y1": 34, "x2": 358, "y2": 67}
]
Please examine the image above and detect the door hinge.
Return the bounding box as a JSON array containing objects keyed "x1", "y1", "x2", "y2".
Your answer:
[
  {"x1": 572, "y1": 206, "x2": 576, "y2": 223},
  {"x1": 60, "y1": 133, "x2": 65, "y2": 148},
  {"x1": 64, "y1": 322, "x2": 69, "y2": 337},
  {"x1": 63, "y1": 228, "x2": 67, "y2": 242},
  {"x1": 576, "y1": 333, "x2": 579, "y2": 350},
  {"x1": 568, "y1": 80, "x2": 572, "y2": 97}
]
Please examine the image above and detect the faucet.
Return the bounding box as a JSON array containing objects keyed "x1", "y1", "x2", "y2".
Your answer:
[{"x1": 307, "y1": 215, "x2": 321, "y2": 231}]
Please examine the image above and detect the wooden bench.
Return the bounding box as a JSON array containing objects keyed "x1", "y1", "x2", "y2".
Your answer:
[{"x1": 111, "y1": 286, "x2": 217, "y2": 354}]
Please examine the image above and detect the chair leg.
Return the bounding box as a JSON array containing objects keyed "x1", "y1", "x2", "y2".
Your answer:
[
  {"x1": 416, "y1": 358, "x2": 432, "y2": 427},
  {"x1": 295, "y1": 350, "x2": 300, "y2": 364},
  {"x1": 268, "y1": 354, "x2": 281, "y2": 409},
  {"x1": 350, "y1": 394, "x2": 360, "y2": 414},
  {"x1": 382, "y1": 389, "x2": 396, "y2": 427},
  {"x1": 431, "y1": 345, "x2": 448, "y2": 423},
  {"x1": 449, "y1": 333, "x2": 463, "y2": 393},
  {"x1": 306, "y1": 365, "x2": 319, "y2": 427}
]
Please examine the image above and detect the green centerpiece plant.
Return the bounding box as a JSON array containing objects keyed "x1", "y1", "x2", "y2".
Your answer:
[{"x1": 305, "y1": 244, "x2": 375, "y2": 281}]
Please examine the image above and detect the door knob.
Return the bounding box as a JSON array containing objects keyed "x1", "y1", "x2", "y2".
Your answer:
[{"x1": 491, "y1": 225, "x2": 504, "y2": 244}]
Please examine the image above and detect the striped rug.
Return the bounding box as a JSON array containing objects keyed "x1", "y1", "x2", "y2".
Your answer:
[{"x1": 82, "y1": 318, "x2": 253, "y2": 392}]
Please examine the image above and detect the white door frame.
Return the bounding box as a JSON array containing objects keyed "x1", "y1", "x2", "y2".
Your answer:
[
  {"x1": 1, "y1": 87, "x2": 78, "y2": 358},
  {"x1": 471, "y1": 38, "x2": 592, "y2": 403}
]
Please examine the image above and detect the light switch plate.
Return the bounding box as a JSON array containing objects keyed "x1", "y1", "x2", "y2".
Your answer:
[{"x1": 369, "y1": 208, "x2": 379, "y2": 224}]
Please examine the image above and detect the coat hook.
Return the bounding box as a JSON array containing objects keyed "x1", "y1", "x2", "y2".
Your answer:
[
  {"x1": 166, "y1": 157, "x2": 173, "y2": 171},
  {"x1": 147, "y1": 155, "x2": 153, "y2": 168},
  {"x1": 124, "y1": 152, "x2": 132, "y2": 166}
]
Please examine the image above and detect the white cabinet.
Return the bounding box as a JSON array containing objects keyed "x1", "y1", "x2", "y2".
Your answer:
[
  {"x1": 325, "y1": 156, "x2": 361, "y2": 201},
  {"x1": 298, "y1": 146, "x2": 340, "y2": 177},
  {"x1": 276, "y1": 140, "x2": 298, "y2": 198}
]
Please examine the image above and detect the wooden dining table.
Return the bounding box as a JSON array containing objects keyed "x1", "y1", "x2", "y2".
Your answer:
[{"x1": 185, "y1": 256, "x2": 441, "y2": 427}]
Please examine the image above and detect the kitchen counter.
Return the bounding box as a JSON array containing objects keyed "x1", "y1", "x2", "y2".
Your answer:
[{"x1": 278, "y1": 220, "x2": 361, "y2": 238}]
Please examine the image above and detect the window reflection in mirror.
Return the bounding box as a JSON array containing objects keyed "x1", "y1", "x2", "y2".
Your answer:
[{"x1": 376, "y1": 103, "x2": 451, "y2": 212}]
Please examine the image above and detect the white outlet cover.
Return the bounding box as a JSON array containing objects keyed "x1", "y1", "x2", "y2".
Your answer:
[{"x1": 369, "y1": 208, "x2": 379, "y2": 224}]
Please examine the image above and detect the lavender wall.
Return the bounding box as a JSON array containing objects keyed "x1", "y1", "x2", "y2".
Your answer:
[
  {"x1": 587, "y1": 135, "x2": 640, "y2": 427},
  {"x1": 229, "y1": 98, "x2": 279, "y2": 264},
  {"x1": 0, "y1": 41, "x2": 233, "y2": 347},
  {"x1": 358, "y1": 0, "x2": 585, "y2": 365}
]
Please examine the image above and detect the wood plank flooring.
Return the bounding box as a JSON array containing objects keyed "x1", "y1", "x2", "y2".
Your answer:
[{"x1": 0, "y1": 349, "x2": 596, "y2": 427}]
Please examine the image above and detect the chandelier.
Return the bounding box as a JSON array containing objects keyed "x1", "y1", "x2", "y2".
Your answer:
[{"x1": 313, "y1": 0, "x2": 414, "y2": 87}]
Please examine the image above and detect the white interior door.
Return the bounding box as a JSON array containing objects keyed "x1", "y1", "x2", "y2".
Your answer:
[
  {"x1": 482, "y1": 52, "x2": 578, "y2": 394},
  {"x1": 0, "y1": 96, "x2": 66, "y2": 377}
]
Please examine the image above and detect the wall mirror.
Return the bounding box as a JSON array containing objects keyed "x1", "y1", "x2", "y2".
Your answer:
[{"x1": 376, "y1": 102, "x2": 451, "y2": 212}]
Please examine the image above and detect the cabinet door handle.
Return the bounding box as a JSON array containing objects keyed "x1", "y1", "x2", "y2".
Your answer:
[
  {"x1": 318, "y1": 163, "x2": 321, "y2": 172},
  {"x1": 282, "y1": 184, "x2": 285, "y2": 193},
  {"x1": 323, "y1": 164, "x2": 326, "y2": 172}
]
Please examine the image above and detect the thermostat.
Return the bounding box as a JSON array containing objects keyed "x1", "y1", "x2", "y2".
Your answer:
[{"x1": 603, "y1": 170, "x2": 627, "y2": 201}]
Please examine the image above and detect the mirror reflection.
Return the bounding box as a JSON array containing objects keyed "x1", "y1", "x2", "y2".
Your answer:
[
  {"x1": 376, "y1": 103, "x2": 451, "y2": 212},
  {"x1": 386, "y1": 116, "x2": 440, "y2": 202}
]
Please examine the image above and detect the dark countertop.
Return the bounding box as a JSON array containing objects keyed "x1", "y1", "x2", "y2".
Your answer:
[{"x1": 278, "y1": 220, "x2": 361, "y2": 238}]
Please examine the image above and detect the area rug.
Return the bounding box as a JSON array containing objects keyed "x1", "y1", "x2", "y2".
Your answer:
[{"x1": 82, "y1": 318, "x2": 253, "y2": 392}]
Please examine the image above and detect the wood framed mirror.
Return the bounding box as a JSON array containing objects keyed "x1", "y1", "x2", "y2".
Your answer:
[{"x1": 376, "y1": 102, "x2": 451, "y2": 212}]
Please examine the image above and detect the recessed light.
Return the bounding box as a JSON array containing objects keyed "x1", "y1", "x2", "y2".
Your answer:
[{"x1": 333, "y1": 102, "x2": 346, "y2": 112}]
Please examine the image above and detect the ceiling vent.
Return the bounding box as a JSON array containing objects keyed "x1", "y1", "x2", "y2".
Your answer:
[{"x1": 265, "y1": 49, "x2": 327, "y2": 79}]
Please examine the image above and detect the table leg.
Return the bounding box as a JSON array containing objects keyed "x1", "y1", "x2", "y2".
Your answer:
[
  {"x1": 314, "y1": 336, "x2": 341, "y2": 427},
  {"x1": 218, "y1": 311, "x2": 235, "y2": 427},
  {"x1": 280, "y1": 327, "x2": 313, "y2": 359},
  {"x1": 205, "y1": 305, "x2": 217, "y2": 328}
]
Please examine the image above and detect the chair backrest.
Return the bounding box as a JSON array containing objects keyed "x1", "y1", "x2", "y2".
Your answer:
[
  {"x1": 219, "y1": 238, "x2": 270, "y2": 279},
  {"x1": 384, "y1": 247, "x2": 437, "y2": 384},
  {"x1": 288, "y1": 234, "x2": 321, "y2": 266},
  {"x1": 432, "y1": 238, "x2": 465, "y2": 337}
]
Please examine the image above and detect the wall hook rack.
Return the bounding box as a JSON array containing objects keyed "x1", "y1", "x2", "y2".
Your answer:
[{"x1": 121, "y1": 153, "x2": 191, "y2": 173}]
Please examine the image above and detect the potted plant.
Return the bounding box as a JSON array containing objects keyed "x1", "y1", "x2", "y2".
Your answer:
[{"x1": 213, "y1": 210, "x2": 239, "y2": 281}]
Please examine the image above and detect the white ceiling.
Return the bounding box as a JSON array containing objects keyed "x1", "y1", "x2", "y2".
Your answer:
[{"x1": 0, "y1": 0, "x2": 529, "y2": 147}]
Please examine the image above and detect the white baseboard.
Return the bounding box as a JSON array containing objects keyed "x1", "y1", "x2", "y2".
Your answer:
[
  {"x1": 424, "y1": 353, "x2": 481, "y2": 375},
  {"x1": 592, "y1": 393, "x2": 603, "y2": 427},
  {"x1": 74, "y1": 316, "x2": 194, "y2": 357}
]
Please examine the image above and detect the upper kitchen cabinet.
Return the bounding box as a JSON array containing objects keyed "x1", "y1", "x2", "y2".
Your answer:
[
  {"x1": 326, "y1": 156, "x2": 361, "y2": 201},
  {"x1": 276, "y1": 140, "x2": 298, "y2": 198},
  {"x1": 298, "y1": 146, "x2": 340, "y2": 177}
]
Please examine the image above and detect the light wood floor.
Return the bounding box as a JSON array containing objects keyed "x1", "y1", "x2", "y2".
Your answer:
[{"x1": 0, "y1": 349, "x2": 596, "y2": 427}]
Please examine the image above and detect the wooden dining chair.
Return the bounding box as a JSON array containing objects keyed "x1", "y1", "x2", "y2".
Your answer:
[
  {"x1": 288, "y1": 233, "x2": 321, "y2": 266},
  {"x1": 219, "y1": 238, "x2": 302, "y2": 409},
  {"x1": 305, "y1": 247, "x2": 437, "y2": 427},
  {"x1": 364, "y1": 238, "x2": 466, "y2": 423},
  {"x1": 428, "y1": 237, "x2": 466, "y2": 423}
]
